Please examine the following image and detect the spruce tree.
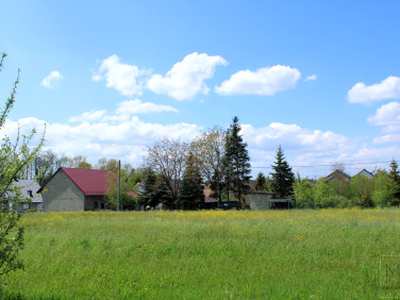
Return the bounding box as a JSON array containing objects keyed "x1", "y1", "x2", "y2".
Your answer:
[
  {"x1": 139, "y1": 168, "x2": 172, "y2": 209},
  {"x1": 389, "y1": 159, "x2": 400, "y2": 200},
  {"x1": 254, "y1": 172, "x2": 266, "y2": 192},
  {"x1": 222, "y1": 116, "x2": 251, "y2": 208},
  {"x1": 177, "y1": 152, "x2": 204, "y2": 210},
  {"x1": 270, "y1": 145, "x2": 295, "y2": 198}
]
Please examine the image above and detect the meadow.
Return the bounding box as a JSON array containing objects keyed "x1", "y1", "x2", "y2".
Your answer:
[{"x1": 2, "y1": 209, "x2": 400, "y2": 299}]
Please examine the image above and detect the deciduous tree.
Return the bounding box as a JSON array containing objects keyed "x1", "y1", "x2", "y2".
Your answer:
[
  {"x1": 0, "y1": 53, "x2": 44, "y2": 279},
  {"x1": 144, "y1": 137, "x2": 189, "y2": 205},
  {"x1": 190, "y1": 126, "x2": 225, "y2": 205}
]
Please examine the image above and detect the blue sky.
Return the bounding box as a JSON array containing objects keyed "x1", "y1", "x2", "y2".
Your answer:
[{"x1": 1, "y1": 0, "x2": 400, "y2": 178}]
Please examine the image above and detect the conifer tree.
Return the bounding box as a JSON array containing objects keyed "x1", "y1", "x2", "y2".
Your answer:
[
  {"x1": 138, "y1": 168, "x2": 172, "y2": 209},
  {"x1": 222, "y1": 116, "x2": 251, "y2": 208},
  {"x1": 389, "y1": 159, "x2": 400, "y2": 200},
  {"x1": 254, "y1": 172, "x2": 266, "y2": 192},
  {"x1": 270, "y1": 145, "x2": 295, "y2": 198},
  {"x1": 177, "y1": 152, "x2": 204, "y2": 210}
]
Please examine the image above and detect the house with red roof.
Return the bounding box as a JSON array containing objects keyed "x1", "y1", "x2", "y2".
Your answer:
[{"x1": 38, "y1": 167, "x2": 112, "y2": 211}]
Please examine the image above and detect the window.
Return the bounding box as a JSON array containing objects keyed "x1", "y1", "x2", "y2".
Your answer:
[{"x1": 27, "y1": 190, "x2": 33, "y2": 197}]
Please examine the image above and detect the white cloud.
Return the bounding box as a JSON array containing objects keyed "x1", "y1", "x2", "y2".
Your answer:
[
  {"x1": 115, "y1": 99, "x2": 178, "y2": 115},
  {"x1": 305, "y1": 74, "x2": 317, "y2": 81},
  {"x1": 242, "y1": 122, "x2": 350, "y2": 153},
  {"x1": 2, "y1": 114, "x2": 398, "y2": 178},
  {"x1": 41, "y1": 71, "x2": 63, "y2": 89},
  {"x1": 1, "y1": 115, "x2": 201, "y2": 166},
  {"x1": 373, "y1": 134, "x2": 400, "y2": 144},
  {"x1": 368, "y1": 101, "x2": 400, "y2": 133},
  {"x1": 147, "y1": 52, "x2": 228, "y2": 100},
  {"x1": 348, "y1": 76, "x2": 400, "y2": 104},
  {"x1": 93, "y1": 55, "x2": 148, "y2": 96},
  {"x1": 215, "y1": 65, "x2": 301, "y2": 96},
  {"x1": 68, "y1": 110, "x2": 107, "y2": 123}
]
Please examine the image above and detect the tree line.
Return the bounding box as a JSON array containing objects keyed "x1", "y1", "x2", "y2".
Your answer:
[
  {"x1": 253, "y1": 150, "x2": 400, "y2": 208},
  {"x1": 139, "y1": 116, "x2": 251, "y2": 210}
]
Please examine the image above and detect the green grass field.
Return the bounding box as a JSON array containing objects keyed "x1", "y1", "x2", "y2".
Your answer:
[{"x1": 2, "y1": 209, "x2": 400, "y2": 299}]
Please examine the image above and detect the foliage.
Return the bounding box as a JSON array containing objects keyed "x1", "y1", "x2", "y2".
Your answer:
[
  {"x1": 20, "y1": 152, "x2": 93, "y2": 185},
  {"x1": 293, "y1": 175, "x2": 314, "y2": 208},
  {"x1": 349, "y1": 174, "x2": 374, "y2": 208},
  {"x1": 145, "y1": 138, "x2": 189, "y2": 206},
  {"x1": 177, "y1": 152, "x2": 204, "y2": 210},
  {"x1": 104, "y1": 162, "x2": 139, "y2": 210},
  {"x1": 222, "y1": 117, "x2": 251, "y2": 208},
  {"x1": 313, "y1": 178, "x2": 334, "y2": 208},
  {"x1": 270, "y1": 145, "x2": 294, "y2": 198},
  {"x1": 389, "y1": 159, "x2": 400, "y2": 200},
  {"x1": 138, "y1": 168, "x2": 172, "y2": 208},
  {"x1": 0, "y1": 53, "x2": 44, "y2": 281},
  {"x1": 254, "y1": 172, "x2": 266, "y2": 192},
  {"x1": 190, "y1": 126, "x2": 225, "y2": 205},
  {"x1": 372, "y1": 169, "x2": 398, "y2": 207}
]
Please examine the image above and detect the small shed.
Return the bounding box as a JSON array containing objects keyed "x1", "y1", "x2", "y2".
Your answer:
[
  {"x1": 250, "y1": 192, "x2": 292, "y2": 210},
  {"x1": 39, "y1": 167, "x2": 111, "y2": 212}
]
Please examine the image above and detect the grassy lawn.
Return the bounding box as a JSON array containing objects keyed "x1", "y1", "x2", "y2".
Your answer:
[{"x1": 2, "y1": 209, "x2": 400, "y2": 299}]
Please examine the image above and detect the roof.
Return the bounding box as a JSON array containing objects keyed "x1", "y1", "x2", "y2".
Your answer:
[
  {"x1": 7, "y1": 179, "x2": 43, "y2": 203},
  {"x1": 203, "y1": 189, "x2": 218, "y2": 203},
  {"x1": 39, "y1": 167, "x2": 112, "y2": 196},
  {"x1": 325, "y1": 170, "x2": 351, "y2": 182},
  {"x1": 355, "y1": 169, "x2": 374, "y2": 179}
]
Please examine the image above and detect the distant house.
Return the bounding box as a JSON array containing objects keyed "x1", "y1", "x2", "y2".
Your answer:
[
  {"x1": 354, "y1": 169, "x2": 374, "y2": 179},
  {"x1": 38, "y1": 167, "x2": 111, "y2": 212},
  {"x1": 325, "y1": 170, "x2": 351, "y2": 183},
  {"x1": 203, "y1": 189, "x2": 218, "y2": 209},
  {"x1": 5, "y1": 178, "x2": 43, "y2": 212}
]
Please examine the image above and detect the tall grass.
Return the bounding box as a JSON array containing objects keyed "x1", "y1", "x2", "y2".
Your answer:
[{"x1": 2, "y1": 209, "x2": 400, "y2": 299}]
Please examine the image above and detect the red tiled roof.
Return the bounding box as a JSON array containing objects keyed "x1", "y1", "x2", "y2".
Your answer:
[
  {"x1": 61, "y1": 167, "x2": 112, "y2": 196},
  {"x1": 203, "y1": 189, "x2": 218, "y2": 203}
]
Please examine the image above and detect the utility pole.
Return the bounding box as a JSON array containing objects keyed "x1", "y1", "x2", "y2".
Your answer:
[{"x1": 117, "y1": 160, "x2": 121, "y2": 211}]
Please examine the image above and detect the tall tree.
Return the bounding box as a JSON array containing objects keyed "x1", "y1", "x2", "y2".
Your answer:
[
  {"x1": 0, "y1": 53, "x2": 44, "y2": 279},
  {"x1": 254, "y1": 172, "x2": 266, "y2": 192},
  {"x1": 145, "y1": 137, "x2": 189, "y2": 205},
  {"x1": 190, "y1": 126, "x2": 225, "y2": 205},
  {"x1": 389, "y1": 159, "x2": 400, "y2": 200},
  {"x1": 270, "y1": 145, "x2": 295, "y2": 198},
  {"x1": 222, "y1": 116, "x2": 251, "y2": 208},
  {"x1": 177, "y1": 151, "x2": 204, "y2": 210},
  {"x1": 138, "y1": 168, "x2": 172, "y2": 209}
]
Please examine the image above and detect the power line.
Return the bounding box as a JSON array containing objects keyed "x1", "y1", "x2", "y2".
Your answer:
[{"x1": 251, "y1": 160, "x2": 394, "y2": 169}]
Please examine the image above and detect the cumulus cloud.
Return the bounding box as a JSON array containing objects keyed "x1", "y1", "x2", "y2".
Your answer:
[
  {"x1": 215, "y1": 65, "x2": 301, "y2": 96},
  {"x1": 147, "y1": 52, "x2": 228, "y2": 100},
  {"x1": 2, "y1": 114, "x2": 398, "y2": 178},
  {"x1": 115, "y1": 99, "x2": 178, "y2": 115},
  {"x1": 368, "y1": 101, "x2": 400, "y2": 133},
  {"x1": 68, "y1": 110, "x2": 107, "y2": 123},
  {"x1": 41, "y1": 71, "x2": 63, "y2": 89},
  {"x1": 348, "y1": 76, "x2": 400, "y2": 104},
  {"x1": 93, "y1": 55, "x2": 148, "y2": 96},
  {"x1": 1, "y1": 115, "x2": 201, "y2": 165},
  {"x1": 373, "y1": 134, "x2": 400, "y2": 144},
  {"x1": 242, "y1": 122, "x2": 350, "y2": 153}
]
